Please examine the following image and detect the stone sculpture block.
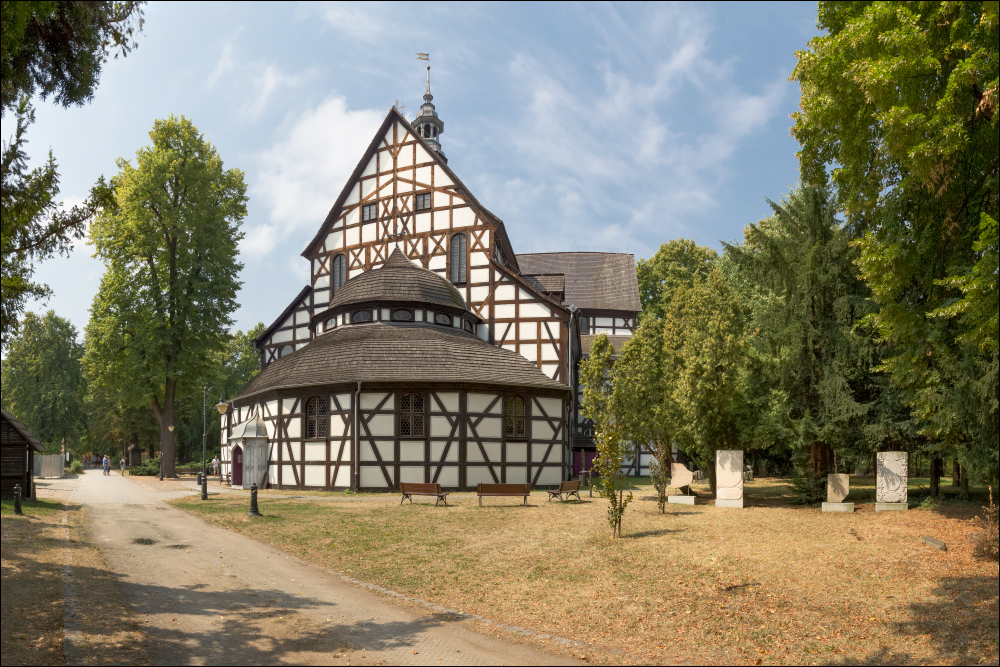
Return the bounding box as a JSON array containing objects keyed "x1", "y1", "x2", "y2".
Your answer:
[
  {"x1": 715, "y1": 450, "x2": 744, "y2": 508},
  {"x1": 827, "y1": 473, "x2": 850, "y2": 503},
  {"x1": 876, "y1": 451, "x2": 908, "y2": 504},
  {"x1": 822, "y1": 502, "x2": 854, "y2": 512},
  {"x1": 667, "y1": 495, "x2": 696, "y2": 505},
  {"x1": 669, "y1": 462, "x2": 694, "y2": 490}
]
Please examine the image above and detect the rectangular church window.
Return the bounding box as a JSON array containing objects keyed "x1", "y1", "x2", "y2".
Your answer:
[
  {"x1": 362, "y1": 203, "x2": 377, "y2": 222},
  {"x1": 415, "y1": 193, "x2": 432, "y2": 211}
]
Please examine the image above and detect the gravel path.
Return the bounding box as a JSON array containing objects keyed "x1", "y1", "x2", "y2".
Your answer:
[{"x1": 70, "y1": 470, "x2": 578, "y2": 666}]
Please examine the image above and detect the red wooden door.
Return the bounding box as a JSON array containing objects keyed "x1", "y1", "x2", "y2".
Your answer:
[{"x1": 232, "y1": 446, "x2": 243, "y2": 487}]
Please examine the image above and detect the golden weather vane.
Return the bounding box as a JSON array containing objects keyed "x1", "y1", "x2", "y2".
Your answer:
[{"x1": 416, "y1": 52, "x2": 429, "y2": 61}]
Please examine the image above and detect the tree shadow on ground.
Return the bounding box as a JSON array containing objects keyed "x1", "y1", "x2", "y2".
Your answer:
[{"x1": 831, "y1": 574, "x2": 999, "y2": 666}]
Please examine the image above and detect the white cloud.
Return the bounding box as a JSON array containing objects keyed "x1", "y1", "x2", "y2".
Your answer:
[
  {"x1": 244, "y1": 96, "x2": 385, "y2": 258},
  {"x1": 207, "y1": 40, "x2": 237, "y2": 87}
]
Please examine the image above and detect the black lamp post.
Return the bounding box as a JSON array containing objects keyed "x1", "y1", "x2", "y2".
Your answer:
[{"x1": 202, "y1": 386, "x2": 228, "y2": 501}]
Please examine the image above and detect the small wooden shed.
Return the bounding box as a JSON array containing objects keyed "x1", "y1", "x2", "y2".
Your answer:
[
  {"x1": 1, "y1": 409, "x2": 46, "y2": 499},
  {"x1": 228, "y1": 412, "x2": 269, "y2": 490}
]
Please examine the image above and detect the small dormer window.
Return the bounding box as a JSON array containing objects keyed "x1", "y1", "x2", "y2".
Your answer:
[
  {"x1": 362, "y1": 203, "x2": 377, "y2": 222},
  {"x1": 391, "y1": 309, "x2": 413, "y2": 322},
  {"x1": 415, "y1": 193, "x2": 432, "y2": 211},
  {"x1": 434, "y1": 313, "x2": 452, "y2": 326},
  {"x1": 352, "y1": 310, "x2": 372, "y2": 323},
  {"x1": 463, "y1": 320, "x2": 474, "y2": 333}
]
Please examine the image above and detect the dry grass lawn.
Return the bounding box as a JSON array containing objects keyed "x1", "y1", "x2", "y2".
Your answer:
[
  {"x1": 1, "y1": 497, "x2": 149, "y2": 666},
  {"x1": 171, "y1": 477, "x2": 999, "y2": 665}
]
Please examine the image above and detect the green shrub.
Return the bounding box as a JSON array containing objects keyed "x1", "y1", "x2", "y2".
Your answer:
[
  {"x1": 973, "y1": 486, "x2": 999, "y2": 562},
  {"x1": 129, "y1": 457, "x2": 161, "y2": 476},
  {"x1": 69, "y1": 460, "x2": 83, "y2": 474}
]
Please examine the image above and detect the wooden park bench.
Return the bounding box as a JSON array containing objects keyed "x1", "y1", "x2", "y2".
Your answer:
[
  {"x1": 547, "y1": 480, "x2": 581, "y2": 502},
  {"x1": 477, "y1": 483, "x2": 531, "y2": 506},
  {"x1": 399, "y1": 482, "x2": 450, "y2": 506}
]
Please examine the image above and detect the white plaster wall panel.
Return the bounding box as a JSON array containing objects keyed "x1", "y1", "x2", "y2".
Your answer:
[
  {"x1": 345, "y1": 226, "x2": 360, "y2": 246},
  {"x1": 360, "y1": 442, "x2": 377, "y2": 462},
  {"x1": 541, "y1": 344, "x2": 560, "y2": 362},
  {"x1": 304, "y1": 465, "x2": 325, "y2": 486},
  {"x1": 311, "y1": 258, "x2": 320, "y2": 276},
  {"x1": 361, "y1": 223, "x2": 376, "y2": 244},
  {"x1": 295, "y1": 310, "x2": 309, "y2": 326},
  {"x1": 466, "y1": 467, "x2": 492, "y2": 486},
  {"x1": 333, "y1": 394, "x2": 352, "y2": 411},
  {"x1": 520, "y1": 303, "x2": 553, "y2": 319},
  {"x1": 295, "y1": 342, "x2": 308, "y2": 351},
  {"x1": 345, "y1": 207, "x2": 359, "y2": 226},
  {"x1": 506, "y1": 467, "x2": 527, "y2": 484},
  {"x1": 268, "y1": 465, "x2": 278, "y2": 484},
  {"x1": 436, "y1": 467, "x2": 458, "y2": 487},
  {"x1": 271, "y1": 329, "x2": 293, "y2": 344},
  {"x1": 428, "y1": 255, "x2": 446, "y2": 271},
  {"x1": 434, "y1": 167, "x2": 453, "y2": 187},
  {"x1": 477, "y1": 324, "x2": 489, "y2": 341},
  {"x1": 467, "y1": 446, "x2": 485, "y2": 463},
  {"x1": 534, "y1": 467, "x2": 562, "y2": 486},
  {"x1": 295, "y1": 327, "x2": 310, "y2": 340},
  {"x1": 615, "y1": 318, "x2": 627, "y2": 328},
  {"x1": 415, "y1": 166, "x2": 432, "y2": 185},
  {"x1": 542, "y1": 366, "x2": 558, "y2": 379},
  {"x1": 375, "y1": 440, "x2": 394, "y2": 461},
  {"x1": 334, "y1": 467, "x2": 351, "y2": 487},
  {"x1": 518, "y1": 288, "x2": 536, "y2": 302},
  {"x1": 314, "y1": 273, "x2": 330, "y2": 289},
  {"x1": 326, "y1": 230, "x2": 344, "y2": 250},
  {"x1": 477, "y1": 418, "x2": 503, "y2": 439},
  {"x1": 361, "y1": 178, "x2": 376, "y2": 200},
  {"x1": 471, "y1": 251, "x2": 489, "y2": 267},
  {"x1": 484, "y1": 442, "x2": 502, "y2": 462},
  {"x1": 432, "y1": 213, "x2": 449, "y2": 232},
  {"x1": 281, "y1": 465, "x2": 295, "y2": 483},
  {"x1": 507, "y1": 443, "x2": 527, "y2": 463},
  {"x1": 519, "y1": 322, "x2": 537, "y2": 340},
  {"x1": 468, "y1": 394, "x2": 500, "y2": 414},
  {"x1": 397, "y1": 144, "x2": 413, "y2": 168},
  {"x1": 453, "y1": 207, "x2": 475, "y2": 228},
  {"x1": 315, "y1": 288, "x2": 331, "y2": 306},
  {"x1": 532, "y1": 443, "x2": 553, "y2": 462},
  {"x1": 595, "y1": 317, "x2": 613, "y2": 327},
  {"x1": 415, "y1": 212, "x2": 431, "y2": 233},
  {"x1": 470, "y1": 285, "x2": 490, "y2": 302},
  {"x1": 360, "y1": 467, "x2": 389, "y2": 488},
  {"x1": 345, "y1": 185, "x2": 360, "y2": 206},
  {"x1": 533, "y1": 420, "x2": 556, "y2": 441},
  {"x1": 501, "y1": 343, "x2": 516, "y2": 352},
  {"x1": 285, "y1": 441, "x2": 302, "y2": 462},
  {"x1": 520, "y1": 345, "x2": 538, "y2": 362},
  {"x1": 537, "y1": 398, "x2": 562, "y2": 416},
  {"x1": 362, "y1": 155, "x2": 377, "y2": 178},
  {"x1": 286, "y1": 420, "x2": 301, "y2": 439},
  {"x1": 361, "y1": 393, "x2": 390, "y2": 410},
  {"x1": 367, "y1": 414, "x2": 395, "y2": 437},
  {"x1": 495, "y1": 304, "x2": 515, "y2": 319},
  {"x1": 381, "y1": 308, "x2": 390, "y2": 321},
  {"x1": 378, "y1": 180, "x2": 394, "y2": 196},
  {"x1": 305, "y1": 443, "x2": 326, "y2": 460},
  {"x1": 495, "y1": 284, "x2": 515, "y2": 302},
  {"x1": 400, "y1": 466, "x2": 424, "y2": 484},
  {"x1": 431, "y1": 416, "x2": 454, "y2": 437},
  {"x1": 336, "y1": 441, "x2": 351, "y2": 461},
  {"x1": 594, "y1": 326, "x2": 615, "y2": 334},
  {"x1": 435, "y1": 392, "x2": 460, "y2": 413},
  {"x1": 400, "y1": 442, "x2": 423, "y2": 460},
  {"x1": 430, "y1": 442, "x2": 458, "y2": 462}
]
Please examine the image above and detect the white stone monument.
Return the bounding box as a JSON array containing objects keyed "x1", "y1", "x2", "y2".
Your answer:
[
  {"x1": 667, "y1": 462, "x2": 696, "y2": 505},
  {"x1": 822, "y1": 473, "x2": 853, "y2": 512},
  {"x1": 715, "y1": 450, "x2": 744, "y2": 508},
  {"x1": 876, "y1": 451, "x2": 908, "y2": 511}
]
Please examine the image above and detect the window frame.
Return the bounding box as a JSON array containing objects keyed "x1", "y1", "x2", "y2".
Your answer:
[
  {"x1": 504, "y1": 395, "x2": 527, "y2": 440},
  {"x1": 398, "y1": 391, "x2": 426, "y2": 439},
  {"x1": 305, "y1": 395, "x2": 328, "y2": 439},
  {"x1": 450, "y1": 233, "x2": 468, "y2": 285},
  {"x1": 415, "y1": 192, "x2": 432, "y2": 211},
  {"x1": 362, "y1": 202, "x2": 378, "y2": 222},
  {"x1": 332, "y1": 254, "x2": 347, "y2": 294}
]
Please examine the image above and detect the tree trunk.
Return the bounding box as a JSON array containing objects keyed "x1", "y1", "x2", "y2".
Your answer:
[
  {"x1": 953, "y1": 459, "x2": 961, "y2": 487},
  {"x1": 810, "y1": 441, "x2": 834, "y2": 477},
  {"x1": 153, "y1": 378, "x2": 177, "y2": 478},
  {"x1": 930, "y1": 457, "x2": 942, "y2": 498},
  {"x1": 708, "y1": 460, "x2": 717, "y2": 496},
  {"x1": 959, "y1": 465, "x2": 970, "y2": 501}
]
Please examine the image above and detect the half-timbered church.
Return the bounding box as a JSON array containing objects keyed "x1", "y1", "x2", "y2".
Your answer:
[{"x1": 222, "y1": 71, "x2": 641, "y2": 491}]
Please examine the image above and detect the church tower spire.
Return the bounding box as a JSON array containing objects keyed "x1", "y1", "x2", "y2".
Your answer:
[{"x1": 413, "y1": 65, "x2": 446, "y2": 162}]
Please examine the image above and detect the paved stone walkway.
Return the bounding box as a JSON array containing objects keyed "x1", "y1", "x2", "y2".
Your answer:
[{"x1": 56, "y1": 470, "x2": 578, "y2": 666}]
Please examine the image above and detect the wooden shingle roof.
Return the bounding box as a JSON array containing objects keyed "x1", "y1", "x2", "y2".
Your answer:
[
  {"x1": 0, "y1": 409, "x2": 46, "y2": 452},
  {"x1": 328, "y1": 248, "x2": 467, "y2": 313},
  {"x1": 515, "y1": 252, "x2": 641, "y2": 312},
  {"x1": 237, "y1": 323, "x2": 569, "y2": 400}
]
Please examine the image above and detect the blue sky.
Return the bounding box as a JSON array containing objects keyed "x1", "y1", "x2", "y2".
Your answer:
[{"x1": 19, "y1": 1, "x2": 821, "y2": 336}]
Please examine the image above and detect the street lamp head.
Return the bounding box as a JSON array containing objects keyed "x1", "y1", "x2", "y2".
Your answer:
[
  {"x1": 167, "y1": 424, "x2": 175, "y2": 432},
  {"x1": 216, "y1": 401, "x2": 229, "y2": 415}
]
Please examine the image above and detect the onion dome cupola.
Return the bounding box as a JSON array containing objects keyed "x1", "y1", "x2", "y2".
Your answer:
[
  {"x1": 414, "y1": 65, "x2": 445, "y2": 161},
  {"x1": 311, "y1": 248, "x2": 480, "y2": 336}
]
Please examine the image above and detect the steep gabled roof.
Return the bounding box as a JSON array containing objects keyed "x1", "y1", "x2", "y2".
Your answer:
[
  {"x1": 300, "y1": 107, "x2": 520, "y2": 273},
  {"x1": 515, "y1": 252, "x2": 641, "y2": 312},
  {"x1": 1, "y1": 409, "x2": 46, "y2": 452},
  {"x1": 254, "y1": 284, "x2": 311, "y2": 351}
]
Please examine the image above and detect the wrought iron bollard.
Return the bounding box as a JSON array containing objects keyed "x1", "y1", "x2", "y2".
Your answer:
[
  {"x1": 248, "y1": 483, "x2": 263, "y2": 517},
  {"x1": 13, "y1": 484, "x2": 24, "y2": 515}
]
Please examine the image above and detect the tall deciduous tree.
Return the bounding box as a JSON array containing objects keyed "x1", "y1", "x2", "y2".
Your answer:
[
  {"x1": 636, "y1": 239, "x2": 717, "y2": 322},
  {"x1": 87, "y1": 115, "x2": 247, "y2": 477},
  {"x1": 0, "y1": 309, "x2": 86, "y2": 449},
  {"x1": 0, "y1": 1, "x2": 144, "y2": 346},
  {"x1": 792, "y1": 1, "x2": 999, "y2": 487}
]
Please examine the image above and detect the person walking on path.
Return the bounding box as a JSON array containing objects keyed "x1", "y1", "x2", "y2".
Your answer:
[
  {"x1": 103, "y1": 455, "x2": 110, "y2": 476},
  {"x1": 212, "y1": 456, "x2": 220, "y2": 477},
  {"x1": 120, "y1": 457, "x2": 126, "y2": 474}
]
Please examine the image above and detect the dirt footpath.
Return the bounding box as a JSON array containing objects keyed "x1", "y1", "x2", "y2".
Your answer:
[{"x1": 73, "y1": 470, "x2": 578, "y2": 666}]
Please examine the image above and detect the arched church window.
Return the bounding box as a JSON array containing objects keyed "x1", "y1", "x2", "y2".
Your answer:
[
  {"x1": 332, "y1": 254, "x2": 346, "y2": 294},
  {"x1": 450, "y1": 233, "x2": 467, "y2": 284},
  {"x1": 505, "y1": 396, "x2": 526, "y2": 439},
  {"x1": 399, "y1": 392, "x2": 424, "y2": 437},
  {"x1": 306, "y1": 396, "x2": 327, "y2": 438},
  {"x1": 279, "y1": 345, "x2": 293, "y2": 358}
]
